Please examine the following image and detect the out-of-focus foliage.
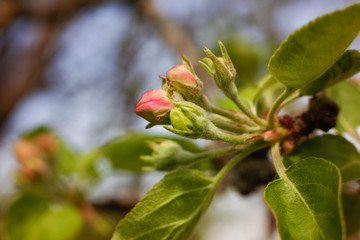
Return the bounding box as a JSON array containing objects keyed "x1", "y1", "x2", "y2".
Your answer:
[
  {"x1": 6, "y1": 194, "x2": 83, "y2": 240},
  {"x1": 2, "y1": 128, "x2": 201, "y2": 240},
  {"x1": 342, "y1": 191, "x2": 360, "y2": 237},
  {"x1": 328, "y1": 80, "x2": 360, "y2": 133}
]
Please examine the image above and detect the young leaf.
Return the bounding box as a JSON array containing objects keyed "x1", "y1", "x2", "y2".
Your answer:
[
  {"x1": 268, "y1": 3, "x2": 360, "y2": 89},
  {"x1": 265, "y1": 157, "x2": 345, "y2": 240},
  {"x1": 111, "y1": 169, "x2": 216, "y2": 240},
  {"x1": 342, "y1": 192, "x2": 360, "y2": 237},
  {"x1": 284, "y1": 135, "x2": 360, "y2": 182},
  {"x1": 328, "y1": 80, "x2": 360, "y2": 132},
  {"x1": 301, "y1": 50, "x2": 360, "y2": 95}
]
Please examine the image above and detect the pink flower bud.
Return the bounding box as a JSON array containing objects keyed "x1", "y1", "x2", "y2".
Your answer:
[
  {"x1": 166, "y1": 63, "x2": 203, "y2": 101},
  {"x1": 167, "y1": 64, "x2": 197, "y2": 87},
  {"x1": 14, "y1": 139, "x2": 49, "y2": 179},
  {"x1": 135, "y1": 89, "x2": 174, "y2": 124}
]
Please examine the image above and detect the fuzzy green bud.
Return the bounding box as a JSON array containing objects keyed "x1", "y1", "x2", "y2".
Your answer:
[
  {"x1": 167, "y1": 102, "x2": 208, "y2": 138},
  {"x1": 169, "y1": 107, "x2": 194, "y2": 131},
  {"x1": 141, "y1": 139, "x2": 195, "y2": 170},
  {"x1": 200, "y1": 41, "x2": 237, "y2": 95},
  {"x1": 166, "y1": 101, "x2": 230, "y2": 141}
]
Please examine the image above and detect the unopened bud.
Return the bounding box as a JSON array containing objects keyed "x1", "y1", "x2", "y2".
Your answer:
[
  {"x1": 170, "y1": 107, "x2": 194, "y2": 131},
  {"x1": 14, "y1": 139, "x2": 42, "y2": 163},
  {"x1": 20, "y1": 157, "x2": 49, "y2": 179},
  {"x1": 165, "y1": 102, "x2": 261, "y2": 144},
  {"x1": 141, "y1": 139, "x2": 194, "y2": 170},
  {"x1": 165, "y1": 101, "x2": 224, "y2": 140},
  {"x1": 14, "y1": 139, "x2": 49, "y2": 179},
  {"x1": 200, "y1": 41, "x2": 236, "y2": 94},
  {"x1": 135, "y1": 89, "x2": 174, "y2": 125},
  {"x1": 169, "y1": 102, "x2": 208, "y2": 137},
  {"x1": 34, "y1": 133, "x2": 58, "y2": 155},
  {"x1": 166, "y1": 56, "x2": 204, "y2": 102}
]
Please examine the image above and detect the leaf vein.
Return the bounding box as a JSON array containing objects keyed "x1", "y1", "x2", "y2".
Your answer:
[
  {"x1": 295, "y1": 183, "x2": 337, "y2": 198},
  {"x1": 133, "y1": 185, "x2": 213, "y2": 223},
  {"x1": 133, "y1": 189, "x2": 213, "y2": 240},
  {"x1": 283, "y1": 178, "x2": 327, "y2": 239}
]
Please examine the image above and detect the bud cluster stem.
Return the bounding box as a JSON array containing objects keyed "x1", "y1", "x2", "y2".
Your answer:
[
  {"x1": 208, "y1": 114, "x2": 261, "y2": 133},
  {"x1": 266, "y1": 87, "x2": 294, "y2": 127},
  {"x1": 184, "y1": 145, "x2": 246, "y2": 166},
  {"x1": 270, "y1": 141, "x2": 287, "y2": 180},
  {"x1": 226, "y1": 82, "x2": 267, "y2": 127},
  {"x1": 201, "y1": 96, "x2": 256, "y2": 126},
  {"x1": 214, "y1": 130, "x2": 262, "y2": 145},
  {"x1": 215, "y1": 140, "x2": 269, "y2": 183}
]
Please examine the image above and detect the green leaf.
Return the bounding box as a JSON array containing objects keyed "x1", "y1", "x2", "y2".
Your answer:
[
  {"x1": 27, "y1": 204, "x2": 83, "y2": 240},
  {"x1": 264, "y1": 157, "x2": 345, "y2": 240},
  {"x1": 5, "y1": 194, "x2": 49, "y2": 240},
  {"x1": 102, "y1": 133, "x2": 201, "y2": 173},
  {"x1": 284, "y1": 135, "x2": 360, "y2": 182},
  {"x1": 328, "y1": 80, "x2": 360, "y2": 132},
  {"x1": 342, "y1": 192, "x2": 360, "y2": 237},
  {"x1": 268, "y1": 3, "x2": 360, "y2": 89},
  {"x1": 111, "y1": 169, "x2": 216, "y2": 240},
  {"x1": 6, "y1": 194, "x2": 83, "y2": 240},
  {"x1": 301, "y1": 50, "x2": 360, "y2": 95}
]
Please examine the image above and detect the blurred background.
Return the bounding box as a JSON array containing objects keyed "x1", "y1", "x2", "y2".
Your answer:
[{"x1": 0, "y1": 0, "x2": 359, "y2": 239}]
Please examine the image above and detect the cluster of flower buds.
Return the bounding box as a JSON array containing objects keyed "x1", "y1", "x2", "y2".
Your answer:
[
  {"x1": 134, "y1": 41, "x2": 300, "y2": 170},
  {"x1": 14, "y1": 132, "x2": 58, "y2": 180},
  {"x1": 135, "y1": 41, "x2": 291, "y2": 170}
]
